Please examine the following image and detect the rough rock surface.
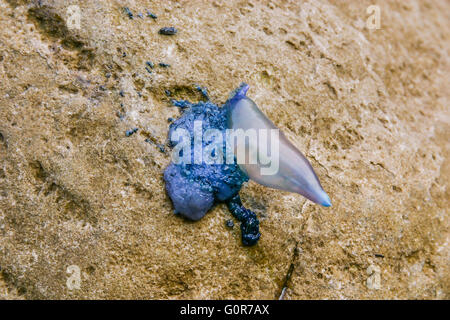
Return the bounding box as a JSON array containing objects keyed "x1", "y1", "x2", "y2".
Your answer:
[{"x1": 0, "y1": 0, "x2": 448, "y2": 299}]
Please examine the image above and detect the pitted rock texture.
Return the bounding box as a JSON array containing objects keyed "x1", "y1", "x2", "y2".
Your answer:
[{"x1": 0, "y1": 0, "x2": 448, "y2": 299}]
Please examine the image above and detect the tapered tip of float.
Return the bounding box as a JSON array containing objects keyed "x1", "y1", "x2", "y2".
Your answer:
[{"x1": 318, "y1": 191, "x2": 332, "y2": 207}]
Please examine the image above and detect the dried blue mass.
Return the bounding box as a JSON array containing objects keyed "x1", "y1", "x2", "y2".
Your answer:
[
  {"x1": 163, "y1": 96, "x2": 254, "y2": 242},
  {"x1": 123, "y1": 7, "x2": 134, "y2": 19},
  {"x1": 125, "y1": 128, "x2": 138, "y2": 137},
  {"x1": 159, "y1": 27, "x2": 178, "y2": 35},
  {"x1": 146, "y1": 11, "x2": 157, "y2": 19}
]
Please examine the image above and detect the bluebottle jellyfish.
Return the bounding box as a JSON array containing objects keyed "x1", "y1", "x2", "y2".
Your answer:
[{"x1": 163, "y1": 83, "x2": 331, "y2": 246}]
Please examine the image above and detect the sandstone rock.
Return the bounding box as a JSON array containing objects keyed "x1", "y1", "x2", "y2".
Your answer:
[{"x1": 0, "y1": 0, "x2": 448, "y2": 299}]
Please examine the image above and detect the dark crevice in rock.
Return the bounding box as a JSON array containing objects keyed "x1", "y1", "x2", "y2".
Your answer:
[
  {"x1": 27, "y1": 6, "x2": 82, "y2": 49},
  {"x1": 4, "y1": 0, "x2": 28, "y2": 8},
  {"x1": 30, "y1": 160, "x2": 48, "y2": 182},
  {"x1": 28, "y1": 160, "x2": 97, "y2": 225},
  {"x1": 0, "y1": 268, "x2": 31, "y2": 299},
  {"x1": 147, "y1": 84, "x2": 208, "y2": 104},
  {"x1": 0, "y1": 131, "x2": 6, "y2": 148},
  {"x1": 26, "y1": 5, "x2": 95, "y2": 70},
  {"x1": 278, "y1": 241, "x2": 299, "y2": 300}
]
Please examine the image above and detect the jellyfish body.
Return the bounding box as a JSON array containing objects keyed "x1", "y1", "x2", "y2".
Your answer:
[
  {"x1": 163, "y1": 83, "x2": 330, "y2": 246},
  {"x1": 225, "y1": 83, "x2": 331, "y2": 207}
]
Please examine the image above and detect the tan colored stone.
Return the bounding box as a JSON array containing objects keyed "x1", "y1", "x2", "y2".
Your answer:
[{"x1": 0, "y1": 0, "x2": 448, "y2": 299}]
